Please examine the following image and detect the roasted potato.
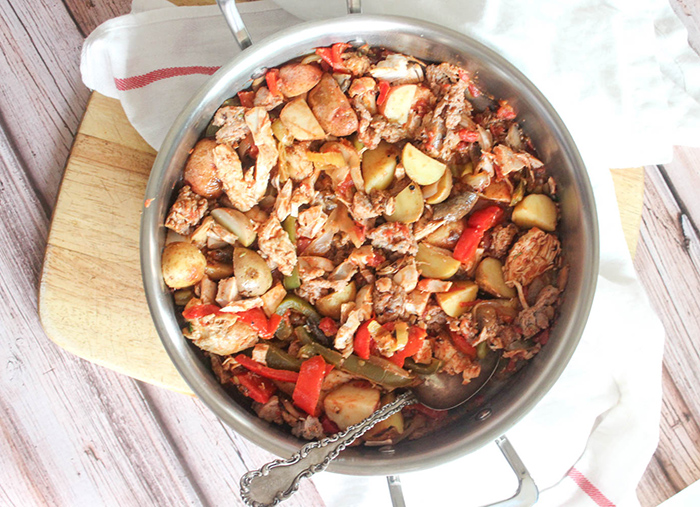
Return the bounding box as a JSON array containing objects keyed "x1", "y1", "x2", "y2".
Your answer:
[
  {"x1": 323, "y1": 382, "x2": 381, "y2": 430},
  {"x1": 233, "y1": 247, "x2": 273, "y2": 297},
  {"x1": 378, "y1": 84, "x2": 417, "y2": 124},
  {"x1": 415, "y1": 243, "x2": 461, "y2": 280},
  {"x1": 162, "y1": 242, "x2": 207, "y2": 289},
  {"x1": 402, "y1": 143, "x2": 447, "y2": 185},
  {"x1": 435, "y1": 280, "x2": 479, "y2": 318},
  {"x1": 363, "y1": 392, "x2": 404, "y2": 440},
  {"x1": 362, "y1": 141, "x2": 398, "y2": 193},
  {"x1": 475, "y1": 257, "x2": 516, "y2": 298},
  {"x1": 183, "y1": 138, "x2": 222, "y2": 198},
  {"x1": 279, "y1": 98, "x2": 327, "y2": 140},
  {"x1": 316, "y1": 281, "x2": 357, "y2": 319},
  {"x1": 422, "y1": 167, "x2": 453, "y2": 204},
  {"x1": 424, "y1": 219, "x2": 466, "y2": 249},
  {"x1": 512, "y1": 194, "x2": 558, "y2": 232},
  {"x1": 210, "y1": 208, "x2": 257, "y2": 247},
  {"x1": 385, "y1": 183, "x2": 424, "y2": 223}
]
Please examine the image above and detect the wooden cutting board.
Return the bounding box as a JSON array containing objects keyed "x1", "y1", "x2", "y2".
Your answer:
[{"x1": 38, "y1": 90, "x2": 644, "y2": 395}]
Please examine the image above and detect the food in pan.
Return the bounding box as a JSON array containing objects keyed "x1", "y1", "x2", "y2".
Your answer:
[{"x1": 162, "y1": 43, "x2": 565, "y2": 443}]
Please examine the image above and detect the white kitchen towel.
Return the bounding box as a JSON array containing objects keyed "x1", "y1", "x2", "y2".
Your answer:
[{"x1": 79, "y1": 1, "x2": 675, "y2": 505}]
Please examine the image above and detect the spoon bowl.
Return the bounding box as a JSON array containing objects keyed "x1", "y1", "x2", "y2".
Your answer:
[{"x1": 240, "y1": 352, "x2": 501, "y2": 506}]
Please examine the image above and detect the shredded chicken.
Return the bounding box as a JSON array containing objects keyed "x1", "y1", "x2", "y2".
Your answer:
[
  {"x1": 432, "y1": 334, "x2": 481, "y2": 384},
  {"x1": 504, "y1": 228, "x2": 561, "y2": 287},
  {"x1": 213, "y1": 107, "x2": 279, "y2": 212},
  {"x1": 258, "y1": 216, "x2": 297, "y2": 276},
  {"x1": 212, "y1": 106, "x2": 250, "y2": 146},
  {"x1": 367, "y1": 222, "x2": 418, "y2": 255},
  {"x1": 165, "y1": 185, "x2": 208, "y2": 235},
  {"x1": 184, "y1": 312, "x2": 258, "y2": 355},
  {"x1": 518, "y1": 285, "x2": 560, "y2": 337},
  {"x1": 297, "y1": 206, "x2": 327, "y2": 239}
]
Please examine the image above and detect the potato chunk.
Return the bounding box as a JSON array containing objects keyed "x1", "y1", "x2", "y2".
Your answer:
[
  {"x1": 362, "y1": 141, "x2": 398, "y2": 193},
  {"x1": 512, "y1": 194, "x2": 558, "y2": 232},
  {"x1": 416, "y1": 243, "x2": 461, "y2": 280},
  {"x1": 435, "y1": 281, "x2": 479, "y2": 318},
  {"x1": 402, "y1": 143, "x2": 447, "y2": 185},
  {"x1": 316, "y1": 281, "x2": 357, "y2": 320},
  {"x1": 279, "y1": 98, "x2": 326, "y2": 141},
  {"x1": 385, "y1": 183, "x2": 424, "y2": 223},
  {"x1": 475, "y1": 257, "x2": 516, "y2": 298},
  {"x1": 323, "y1": 382, "x2": 381, "y2": 430},
  {"x1": 162, "y1": 242, "x2": 206, "y2": 289}
]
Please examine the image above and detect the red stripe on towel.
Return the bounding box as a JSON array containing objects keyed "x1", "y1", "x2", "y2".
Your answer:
[
  {"x1": 567, "y1": 467, "x2": 616, "y2": 507},
  {"x1": 114, "y1": 66, "x2": 221, "y2": 91}
]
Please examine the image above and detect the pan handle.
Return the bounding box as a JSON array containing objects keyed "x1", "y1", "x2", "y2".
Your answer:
[
  {"x1": 483, "y1": 436, "x2": 539, "y2": 507},
  {"x1": 347, "y1": 0, "x2": 362, "y2": 14},
  {"x1": 216, "y1": 0, "x2": 253, "y2": 50}
]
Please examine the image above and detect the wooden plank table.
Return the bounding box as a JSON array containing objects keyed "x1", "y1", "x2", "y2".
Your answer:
[{"x1": 1, "y1": 0, "x2": 700, "y2": 505}]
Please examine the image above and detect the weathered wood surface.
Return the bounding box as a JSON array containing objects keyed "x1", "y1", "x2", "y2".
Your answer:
[{"x1": 1, "y1": 0, "x2": 699, "y2": 506}]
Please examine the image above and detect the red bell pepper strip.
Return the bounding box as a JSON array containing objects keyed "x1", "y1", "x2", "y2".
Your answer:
[
  {"x1": 234, "y1": 371, "x2": 277, "y2": 404},
  {"x1": 354, "y1": 319, "x2": 375, "y2": 360},
  {"x1": 457, "y1": 129, "x2": 480, "y2": 143},
  {"x1": 182, "y1": 304, "x2": 223, "y2": 320},
  {"x1": 377, "y1": 81, "x2": 391, "y2": 107},
  {"x1": 315, "y1": 42, "x2": 351, "y2": 72},
  {"x1": 265, "y1": 68, "x2": 281, "y2": 96},
  {"x1": 293, "y1": 355, "x2": 328, "y2": 416},
  {"x1": 238, "y1": 90, "x2": 255, "y2": 108},
  {"x1": 235, "y1": 308, "x2": 281, "y2": 339},
  {"x1": 234, "y1": 354, "x2": 300, "y2": 383},
  {"x1": 453, "y1": 206, "x2": 504, "y2": 263},
  {"x1": 389, "y1": 326, "x2": 428, "y2": 368},
  {"x1": 449, "y1": 331, "x2": 478, "y2": 360},
  {"x1": 318, "y1": 317, "x2": 339, "y2": 337}
]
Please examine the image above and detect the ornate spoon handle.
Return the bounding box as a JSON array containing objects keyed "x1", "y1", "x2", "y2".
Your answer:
[{"x1": 240, "y1": 391, "x2": 416, "y2": 507}]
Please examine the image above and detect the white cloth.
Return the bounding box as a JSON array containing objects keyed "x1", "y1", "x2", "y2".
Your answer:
[{"x1": 79, "y1": 1, "x2": 683, "y2": 505}]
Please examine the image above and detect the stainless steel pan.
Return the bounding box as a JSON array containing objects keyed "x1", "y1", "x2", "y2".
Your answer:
[{"x1": 140, "y1": 0, "x2": 598, "y2": 502}]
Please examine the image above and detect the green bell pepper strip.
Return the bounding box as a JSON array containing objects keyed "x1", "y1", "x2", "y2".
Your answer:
[
  {"x1": 275, "y1": 295, "x2": 321, "y2": 322},
  {"x1": 297, "y1": 342, "x2": 416, "y2": 388},
  {"x1": 282, "y1": 216, "x2": 301, "y2": 290},
  {"x1": 476, "y1": 341, "x2": 489, "y2": 360},
  {"x1": 265, "y1": 344, "x2": 303, "y2": 371},
  {"x1": 403, "y1": 358, "x2": 443, "y2": 376}
]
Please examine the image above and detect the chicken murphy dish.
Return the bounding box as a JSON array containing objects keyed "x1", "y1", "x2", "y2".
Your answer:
[{"x1": 161, "y1": 43, "x2": 566, "y2": 443}]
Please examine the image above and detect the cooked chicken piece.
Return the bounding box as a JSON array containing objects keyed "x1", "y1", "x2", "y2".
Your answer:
[
  {"x1": 292, "y1": 416, "x2": 325, "y2": 440},
  {"x1": 351, "y1": 190, "x2": 395, "y2": 220},
  {"x1": 485, "y1": 224, "x2": 519, "y2": 260},
  {"x1": 517, "y1": 285, "x2": 560, "y2": 337},
  {"x1": 334, "y1": 285, "x2": 373, "y2": 356},
  {"x1": 432, "y1": 334, "x2": 481, "y2": 384},
  {"x1": 216, "y1": 277, "x2": 239, "y2": 307},
  {"x1": 404, "y1": 289, "x2": 431, "y2": 317},
  {"x1": 254, "y1": 395, "x2": 284, "y2": 425},
  {"x1": 212, "y1": 105, "x2": 250, "y2": 146},
  {"x1": 492, "y1": 144, "x2": 543, "y2": 176},
  {"x1": 344, "y1": 53, "x2": 371, "y2": 76},
  {"x1": 373, "y1": 278, "x2": 406, "y2": 324},
  {"x1": 413, "y1": 338, "x2": 433, "y2": 364},
  {"x1": 348, "y1": 76, "x2": 378, "y2": 115},
  {"x1": 321, "y1": 370, "x2": 359, "y2": 394},
  {"x1": 416, "y1": 278, "x2": 452, "y2": 293},
  {"x1": 253, "y1": 86, "x2": 284, "y2": 111},
  {"x1": 165, "y1": 185, "x2": 208, "y2": 235},
  {"x1": 504, "y1": 228, "x2": 561, "y2": 287},
  {"x1": 209, "y1": 222, "x2": 238, "y2": 245},
  {"x1": 297, "y1": 206, "x2": 327, "y2": 239},
  {"x1": 447, "y1": 313, "x2": 479, "y2": 344},
  {"x1": 298, "y1": 256, "x2": 336, "y2": 280},
  {"x1": 258, "y1": 216, "x2": 297, "y2": 276},
  {"x1": 213, "y1": 107, "x2": 279, "y2": 212},
  {"x1": 393, "y1": 258, "x2": 419, "y2": 292},
  {"x1": 367, "y1": 222, "x2": 418, "y2": 255},
  {"x1": 184, "y1": 312, "x2": 258, "y2": 355},
  {"x1": 260, "y1": 283, "x2": 287, "y2": 317},
  {"x1": 329, "y1": 260, "x2": 357, "y2": 284},
  {"x1": 348, "y1": 245, "x2": 384, "y2": 267},
  {"x1": 369, "y1": 54, "x2": 424, "y2": 84},
  {"x1": 199, "y1": 276, "x2": 217, "y2": 304},
  {"x1": 279, "y1": 141, "x2": 315, "y2": 182},
  {"x1": 189, "y1": 216, "x2": 214, "y2": 249},
  {"x1": 423, "y1": 302, "x2": 449, "y2": 333},
  {"x1": 252, "y1": 343, "x2": 269, "y2": 364},
  {"x1": 220, "y1": 297, "x2": 263, "y2": 314},
  {"x1": 273, "y1": 179, "x2": 293, "y2": 221}
]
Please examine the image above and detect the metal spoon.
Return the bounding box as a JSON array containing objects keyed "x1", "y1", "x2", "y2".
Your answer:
[{"x1": 239, "y1": 351, "x2": 501, "y2": 507}]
